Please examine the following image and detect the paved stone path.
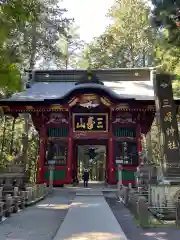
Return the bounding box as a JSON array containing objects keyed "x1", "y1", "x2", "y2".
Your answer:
[
  {"x1": 105, "y1": 195, "x2": 180, "y2": 240},
  {"x1": 53, "y1": 193, "x2": 128, "y2": 240},
  {"x1": 0, "y1": 190, "x2": 75, "y2": 240},
  {"x1": 3, "y1": 187, "x2": 179, "y2": 240}
]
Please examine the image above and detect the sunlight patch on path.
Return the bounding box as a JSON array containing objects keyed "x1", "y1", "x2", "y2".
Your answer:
[
  {"x1": 37, "y1": 203, "x2": 70, "y2": 209},
  {"x1": 143, "y1": 231, "x2": 168, "y2": 240},
  {"x1": 63, "y1": 232, "x2": 124, "y2": 240}
]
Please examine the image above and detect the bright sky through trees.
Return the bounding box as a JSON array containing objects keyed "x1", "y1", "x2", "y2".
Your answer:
[{"x1": 62, "y1": 0, "x2": 114, "y2": 42}]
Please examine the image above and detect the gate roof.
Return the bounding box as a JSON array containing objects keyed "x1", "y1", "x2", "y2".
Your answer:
[{"x1": 0, "y1": 68, "x2": 177, "y2": 104}]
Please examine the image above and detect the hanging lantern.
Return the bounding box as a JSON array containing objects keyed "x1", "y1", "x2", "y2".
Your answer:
[{"x1": 87, "y1": 147, "x2": 97, "y2": 160}]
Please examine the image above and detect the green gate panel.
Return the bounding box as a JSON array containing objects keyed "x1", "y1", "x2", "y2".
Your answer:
[
  {"x1": 44, "y1": 169, "x2": 66, "y2": 180},
  {"x1": 115, "y1": 170, "x2": 136, "y2": 181},
  {"x1": 114, "y1": 127, "x2": 136, "y2": 137},
  {"x1": 48, "y1": 127, "x2": 68, "y2": 137}
]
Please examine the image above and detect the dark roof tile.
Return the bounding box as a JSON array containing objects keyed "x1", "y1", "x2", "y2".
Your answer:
[{"x1": 9, "y1": 80, "x2": 155, "y2": 102}]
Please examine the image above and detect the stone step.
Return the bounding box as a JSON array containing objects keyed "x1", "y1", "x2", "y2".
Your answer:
[
  {"x1": 166, "y1": 172, "x2": 180, "y2": 177},
  {"x1": 76, "y1": 191, "x2": 103, "y2": 196},
  {"x1": 167, "y1": 168, "x2": 180, "y2": 172}
]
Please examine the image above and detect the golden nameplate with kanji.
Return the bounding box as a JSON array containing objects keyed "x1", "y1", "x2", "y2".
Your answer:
[{"x1": 72, "y1": 113, "x2": 108, "y2": 132}]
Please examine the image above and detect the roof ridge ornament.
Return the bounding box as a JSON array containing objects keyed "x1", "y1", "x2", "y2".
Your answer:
[
  {"x1": 79, "y1": 100, "x2": 99, "y2": 109},
  {"x1": 87, "y1": 68, "x2": 92, "y2": 80},
  {"x1": 75, "y1": 69, "x2": 104, "y2": 85}
]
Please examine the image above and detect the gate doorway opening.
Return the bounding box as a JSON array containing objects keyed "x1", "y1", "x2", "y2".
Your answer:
[{"x1": 73, "y1": 140, "x2": 108, "y2": 183}]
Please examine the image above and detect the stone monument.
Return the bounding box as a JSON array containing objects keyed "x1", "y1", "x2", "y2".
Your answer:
[{"x1": 149, "y1": 71, "x2": 180, "y2": 219}]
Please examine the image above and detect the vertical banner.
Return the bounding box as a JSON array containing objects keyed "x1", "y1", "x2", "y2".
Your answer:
[{"x1": 153, "y1": 72, "x2": 180, "y2": 178}]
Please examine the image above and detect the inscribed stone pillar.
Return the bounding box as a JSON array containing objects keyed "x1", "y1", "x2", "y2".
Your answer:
[{"x1": 153, "y1": 72, "x2": 180, "y2": 180}]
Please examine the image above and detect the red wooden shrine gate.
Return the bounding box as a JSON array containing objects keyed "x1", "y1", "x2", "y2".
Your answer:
[
  {"x1": 0, "y1": 69, "x2": 158, "y2": 186},
  {"x1": 36, "y1": 93, "x2": 145, "y2": 185}
]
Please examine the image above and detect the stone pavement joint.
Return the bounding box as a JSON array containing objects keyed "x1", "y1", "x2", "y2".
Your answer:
[{"x1": 53, "y1": 195, "x2": 128, "y2": 240}]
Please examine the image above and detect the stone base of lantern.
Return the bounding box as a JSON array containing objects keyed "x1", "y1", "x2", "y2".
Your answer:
[{"x1": 149, "y1": 179, "x2": 180, "y2": 220}]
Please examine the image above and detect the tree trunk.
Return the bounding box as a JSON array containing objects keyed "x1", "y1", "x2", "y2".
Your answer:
[
  {"x1": 22, "y1": 115, "x2": 29, "y2": 172},
  {"x1": 22, "y1": 21, "x2": 37, "y2": 181},
  {"x1": 65, "y1": 57, "x2": 69, "y2": 70},
  {"x1": 0, "y1": 116, "x2": 7, "y2": 163},
  {"x1": 130, "y1": 44, "x2": 135, "y2": 67},
  {"x1": 10, "y1": 117, "x2": 16, "y2": 155},
  {"x1": 34, "y1": 135, "x2": 40, "y2": 182},
  {"x1": 142, "y1": 48, "x2": 146, "y2": 67},
  {"x1": 29, "y1": 22, "x2": 37, "y2": 69}
]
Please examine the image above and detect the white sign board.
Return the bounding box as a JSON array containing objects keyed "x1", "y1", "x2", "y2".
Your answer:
[
  {"x1": 116, "y1": 160, "x2": 122, "y2": 164},
  {"x1": 48, "y1": 160, "x2": 56, "y2": 165}
]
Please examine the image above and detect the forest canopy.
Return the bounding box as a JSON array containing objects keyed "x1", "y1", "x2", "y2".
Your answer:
[{"x1": 0, "y1": 0, "x2": 180, "y2": 177}]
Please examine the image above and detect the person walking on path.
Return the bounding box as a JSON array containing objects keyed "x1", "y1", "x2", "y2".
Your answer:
[{"x1": 83, "y1": 169, "x2": 89, "y2": 187}]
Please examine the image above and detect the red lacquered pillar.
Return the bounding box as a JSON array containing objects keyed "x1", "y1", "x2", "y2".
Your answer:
[
  {"x1": 37, "y1": 125, "x2": 46, "y2": 183},
  {"x1": 108, "y1": 108, "x2": 114, "y2": 184},
  {"x1": 67, "y1": 137, "x2": 72, "y2": 182},
  {"x1": 67, "y1": 108, "x2": 73, "y2": 183}
]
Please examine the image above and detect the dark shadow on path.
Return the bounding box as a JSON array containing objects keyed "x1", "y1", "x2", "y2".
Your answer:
[{"x1": 105, "y1": 197, "x2": 180, "y2": 240}]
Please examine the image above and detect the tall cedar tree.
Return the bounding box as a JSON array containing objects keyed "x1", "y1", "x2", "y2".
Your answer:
[{"x1": 152, "y1": 0, "x2": 180, "y2": 47}]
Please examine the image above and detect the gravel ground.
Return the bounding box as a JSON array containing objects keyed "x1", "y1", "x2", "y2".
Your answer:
[
  {"x1": 105, "y1": 196, "x2": 180, "y2": 240},
  {"x1": 0, "y1": 190, "x2": 75, "y2": 240}
]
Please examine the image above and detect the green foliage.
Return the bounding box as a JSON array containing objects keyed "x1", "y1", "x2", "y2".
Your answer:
[
  {"x1": 27, "y1": 0, "x2": 73, "y2": 68},
  {"x1": 76, "y1": 0, "x2": 180, "y2": 166},
  {"x1": 152, "y1": 0, "x2": 180, "y2": 79},
  {"x1": 152, "y1": 0, "x2": 180, "y2": 47},
  {"x1": 0, "y1": 65, "x2": 21, "y2": 94},
  {"x1": 154, "y1": 32, "x2": 180, "y2": 97},
  {"x1": 0, "y1": 0, "x2": 73, "y2": 93},
  {"x1": 0, "y1": 0, "x2": 41, "y2": 94},
  {"x1": 0, "y1": 115, "x2": 39, "y2": 183},
  {"x1": 155, "y1": 37, "x2": 180, "y2": 78},
  {"x1": 0, "y1": 0, "x2": 78, "y2": 184},
  {"x1": 150, "y1": 121, "x2": 161, "y2": 164},
  {"x1": 79, "y1": 0, "x2": 155, "y2": 69},
  {"x1": 77, "y1": 0, "x2": 180, "y2": 97},
  {"x1": 51, "y1": 25, "x2": 85, "y2": 69}
]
